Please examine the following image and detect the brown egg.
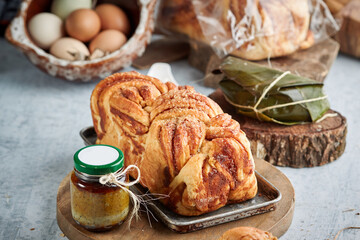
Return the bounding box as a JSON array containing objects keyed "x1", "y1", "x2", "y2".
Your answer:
[
  {"x1": 89, "y1": 30, "x2": 127, "y2": 54},
  {"x1": 65, "y1": 9, "x2": 101, "y2": 42},
  {"x1": 95, "y1": 4, "x2": 131, "y2": 36}
]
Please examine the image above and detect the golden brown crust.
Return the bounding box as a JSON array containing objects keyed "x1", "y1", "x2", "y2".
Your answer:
[
  {"x1": 91, "y1": 72, "x2": 257, "y2": 216},
  {"x1": 218, "y1": 226, "x2": 278, "y2": 240},
  {"x1": 158, "y1": 0, "x2": 312, "y2": 60},
  {"x1": 90, "y1": 71, "x2": 167, "y2": 168}
]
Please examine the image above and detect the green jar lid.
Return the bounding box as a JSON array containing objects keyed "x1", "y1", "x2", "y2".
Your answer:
[{"x1": 73, "y1": 144, "x2": 124, "y2": 175}]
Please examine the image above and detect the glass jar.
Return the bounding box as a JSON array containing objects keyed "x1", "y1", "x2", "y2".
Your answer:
[{"x1": 70, "y1": 145, "x2": 129, "y2": 231}]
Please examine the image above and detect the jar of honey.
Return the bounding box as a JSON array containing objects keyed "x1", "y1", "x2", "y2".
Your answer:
[{"x1": 70, "y1": 145, "x2": 129, "y2": 231}]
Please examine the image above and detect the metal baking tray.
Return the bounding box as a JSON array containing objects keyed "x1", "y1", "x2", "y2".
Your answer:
[{"x1": 80, "y1": 126, "x2": 282, "y2": 233}]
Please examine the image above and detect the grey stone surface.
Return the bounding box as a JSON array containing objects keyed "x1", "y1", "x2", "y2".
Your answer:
[{"x1": 0, "y1": 37, "x2": 359, "y2": 239}]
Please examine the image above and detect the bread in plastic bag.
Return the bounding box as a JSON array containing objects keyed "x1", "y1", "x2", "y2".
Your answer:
[{"x1": 157, "y1": 0, "x2": 339, "y2": 60}]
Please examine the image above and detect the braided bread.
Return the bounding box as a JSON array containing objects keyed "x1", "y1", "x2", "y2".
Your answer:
[{"x1": 91, "y1": 71, "x2": 257, "y2": 216}]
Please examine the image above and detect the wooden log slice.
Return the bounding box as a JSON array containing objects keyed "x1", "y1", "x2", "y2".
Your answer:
[{"x1": 209, "y1": 89, "x2": 347, "y2": 168}]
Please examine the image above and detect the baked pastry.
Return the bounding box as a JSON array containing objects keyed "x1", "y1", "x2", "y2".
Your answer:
[
  {"x1": 158, "y1": 0, "x2": 313, "y2": 60},
  {"x1": 91, "y1": 71, "x2": 257, "y2": 216},
  {"x1": 218, "y1": 226, "x2": 277, "y2": 240}
]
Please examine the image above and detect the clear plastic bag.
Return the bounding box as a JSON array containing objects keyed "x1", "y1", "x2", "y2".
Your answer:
[{"x1": 157, "y1": 0, "x2": 339, "y2": 60}]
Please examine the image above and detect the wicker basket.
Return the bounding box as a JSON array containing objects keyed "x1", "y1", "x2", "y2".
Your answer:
[{"x1": 5, "y1": 0, "x2": 157, "y2": 82}]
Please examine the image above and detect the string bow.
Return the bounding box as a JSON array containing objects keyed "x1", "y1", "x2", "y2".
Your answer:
[{"x1": 99, "y1": 165, "x2": 142, "y2": 226}]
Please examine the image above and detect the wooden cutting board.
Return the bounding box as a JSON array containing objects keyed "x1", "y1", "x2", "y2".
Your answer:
[
  {"x1": 188, "y1": 38, "x2": 339, "y2": 88},
  {"x1": 57, "y1": 158, "x2": 295, "y2": 240},
  {"x1": 325, "y1": 0, "x2": 360, "y2": 58},
  {"x1": 334, "y1": 0, "x2": 360, "y2": 57}
]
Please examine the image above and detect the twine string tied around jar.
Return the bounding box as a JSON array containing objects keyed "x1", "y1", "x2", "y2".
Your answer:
[{"x1": 99, "y1": 165, "x2": 142, "y2": 227}]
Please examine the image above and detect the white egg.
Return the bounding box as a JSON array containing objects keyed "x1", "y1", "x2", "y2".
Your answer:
[
  {"x1": 50, "y1": 37, "x2": 90, "y2": 61},
  {"x1": 51, "y1": 0, "x2": 92, "y2": 20},
  {"x1": 28, "y1": 13, "x2": 64, "y2": 50}
]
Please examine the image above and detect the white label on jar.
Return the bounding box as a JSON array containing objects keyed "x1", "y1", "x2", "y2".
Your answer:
[{"x1": 78, "y1": 146, "x2": 120, "y2": 166}]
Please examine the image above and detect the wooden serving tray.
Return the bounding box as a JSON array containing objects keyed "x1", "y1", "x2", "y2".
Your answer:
[{"x1": 57, "y1": 158, "x2": 295, "y2": 240}]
